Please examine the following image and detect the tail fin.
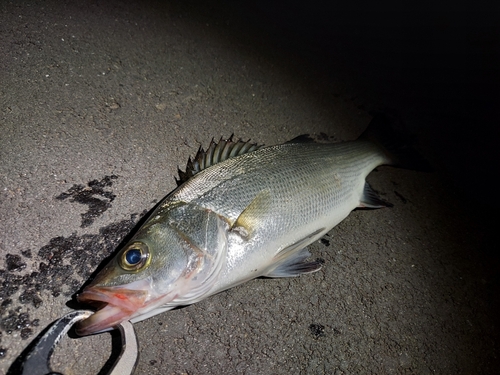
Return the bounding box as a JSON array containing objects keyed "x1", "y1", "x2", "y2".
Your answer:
[{"x1": 360, "y1": 113, "x2": 432, "y2": 171}]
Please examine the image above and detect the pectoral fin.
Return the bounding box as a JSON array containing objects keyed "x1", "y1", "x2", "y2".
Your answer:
[{"x1": 232, "y1": 189, "x2": 271, "y2": 238}]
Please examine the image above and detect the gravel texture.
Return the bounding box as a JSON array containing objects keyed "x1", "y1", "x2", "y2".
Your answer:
[{"x1": 1, "y1": 1, "x2": 498, "y2": 374}]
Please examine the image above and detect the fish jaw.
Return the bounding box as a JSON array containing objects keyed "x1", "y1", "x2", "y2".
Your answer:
[{"x1": 76, "y1": 281, "x2": 150, "y2": 336}]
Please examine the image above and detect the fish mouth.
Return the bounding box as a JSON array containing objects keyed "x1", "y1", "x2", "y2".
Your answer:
[{"x1": 76, "y1": 285, "x2": 149, "y2": 336}]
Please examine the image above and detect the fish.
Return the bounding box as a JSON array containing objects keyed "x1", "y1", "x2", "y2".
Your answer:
[{"x1": 76, "y1": 114, "x2": 427, "y2": 335}]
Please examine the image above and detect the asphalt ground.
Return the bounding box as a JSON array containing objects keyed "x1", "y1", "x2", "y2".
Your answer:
[{"x1": 1, "y1": 1, "x2": 498, "y2": 374}]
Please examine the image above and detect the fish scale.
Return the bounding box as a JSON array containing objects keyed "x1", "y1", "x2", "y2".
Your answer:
[
  {"x1": 176, "y1": 141, "x2": 385, "y2": 223},
  {"x1": 75, "y1": 116, "x2": 421, "y2": 336},
  {"x1": 170, "y1": 141, "x2": 388, "y2": 294}
]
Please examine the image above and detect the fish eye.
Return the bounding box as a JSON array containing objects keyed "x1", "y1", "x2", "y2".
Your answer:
[{"x1": 119, "y1": 242, "x2": 150, "y2": 271}]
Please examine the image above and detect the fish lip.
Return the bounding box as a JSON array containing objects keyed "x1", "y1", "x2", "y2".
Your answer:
[{"x1": 76, "y1": 286, "x2": 149, "y2": 336}]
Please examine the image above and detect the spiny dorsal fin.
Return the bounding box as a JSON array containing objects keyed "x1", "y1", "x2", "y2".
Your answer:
[{"x1": 176, "y1": 135, "x2": 264, "y2": 186}]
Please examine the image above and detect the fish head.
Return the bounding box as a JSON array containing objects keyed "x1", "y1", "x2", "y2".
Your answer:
[{"x1": 76, "y1": 203, "x2": 228, "y2": 335}]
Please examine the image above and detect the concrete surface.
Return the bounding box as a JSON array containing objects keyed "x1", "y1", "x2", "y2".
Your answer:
[{"x1": 1, "y1": 1, "x2": 498, "y2": 374}]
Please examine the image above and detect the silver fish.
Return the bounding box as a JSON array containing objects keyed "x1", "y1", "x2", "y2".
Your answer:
[{"x1": 76, "y1": 116, "x2": 421, "y2": 335}]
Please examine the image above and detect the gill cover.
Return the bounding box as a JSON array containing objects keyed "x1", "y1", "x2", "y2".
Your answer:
[{"x1": 160, "y1": 201, "x2": 229, "y2": 307}]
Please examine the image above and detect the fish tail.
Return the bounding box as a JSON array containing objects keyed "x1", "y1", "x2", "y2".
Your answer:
[{"x1": 360, "y1": 112, "x2": 432, "y2": 171}]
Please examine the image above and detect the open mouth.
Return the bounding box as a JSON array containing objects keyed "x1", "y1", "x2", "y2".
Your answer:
[{"x1": 76, "y1": 286, "x2": 149, "y2": 336}]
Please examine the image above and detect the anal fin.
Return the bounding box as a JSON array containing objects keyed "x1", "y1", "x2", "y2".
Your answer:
[{"x1": 358, "y1": 182, "x2": 393, "y2": 208}]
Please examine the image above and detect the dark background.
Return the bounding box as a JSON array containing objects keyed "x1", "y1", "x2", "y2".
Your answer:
[{"x1": 180, "y1": 0, "x2": 499, "y2": 209}]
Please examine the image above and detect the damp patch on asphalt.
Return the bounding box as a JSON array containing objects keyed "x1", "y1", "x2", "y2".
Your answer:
[
  {"x1": 55, "y1": 175, "x2": 118, "y2": 228},
  {"x1": 308, "y1": 323, "x2": 326, "y2": 338},
  {"x1": 320, "y1": 236, "x2": 330, "y2": 247},
  {"x1": 0, "y1": 175, "x2": 148, "y2": 352}
]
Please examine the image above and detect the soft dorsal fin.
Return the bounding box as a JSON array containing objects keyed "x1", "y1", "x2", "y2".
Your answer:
[
  {"x1": 285, "y1": 134, "x2": 315, "y2": 144},
  {"x1": 176, "y1": 135, "x2": 264, "y2": 185}
]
